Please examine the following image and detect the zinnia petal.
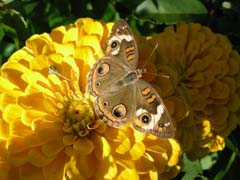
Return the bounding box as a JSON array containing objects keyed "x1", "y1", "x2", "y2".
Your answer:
[
  {"x1": 4, "y1": 17, "x2": 239, "y2": 179},
  {"x1": 149, "y1": 21, "x2": 240, "y2": 159}
]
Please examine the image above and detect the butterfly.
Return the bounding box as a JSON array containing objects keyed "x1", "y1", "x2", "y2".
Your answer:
[{"x1": 88, "y1": 19, "x2": 174, "y2": 138}]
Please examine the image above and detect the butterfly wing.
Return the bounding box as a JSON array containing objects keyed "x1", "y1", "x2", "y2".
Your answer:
[
  {"x1": 88, "y1": 19, "x2": 139, "y2": 97},
  {"x1": 88, "y1": 19, "x2": 140, "y2": 127},
  {"x1": 94, "y1": 84, "x2": 136, "y2": 127},
  {"x1": 88, "y1": 56, "x2": 131, "y2": 96},
  {"x1": 104, "y1": 19, "x2": 138, "y2": 69},
  {"x1": 132, "y1": 80, "x2": 174, "y2": 138}
]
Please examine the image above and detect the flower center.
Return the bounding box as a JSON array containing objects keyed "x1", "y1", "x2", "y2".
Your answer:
[{"x1": 59, "y1": 93, "x2": 97, "y2": 137}]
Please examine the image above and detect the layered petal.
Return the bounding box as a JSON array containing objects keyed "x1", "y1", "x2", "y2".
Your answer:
[
  {"x1": 148, "y1": 21, "x2": 240, "y2": 159},
  {"x1": 4, "y1": 17, "x2": 239, "y2": 180}
]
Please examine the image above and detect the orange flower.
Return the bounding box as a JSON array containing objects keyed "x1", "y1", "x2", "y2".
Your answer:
[{"x1": 148, "y1": 21, "x2": 240, "y2": 159}]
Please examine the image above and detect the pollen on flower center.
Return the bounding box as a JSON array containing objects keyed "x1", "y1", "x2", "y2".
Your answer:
[{"x1": 59, "y1": 93, "x2": 96, "y2": 137}]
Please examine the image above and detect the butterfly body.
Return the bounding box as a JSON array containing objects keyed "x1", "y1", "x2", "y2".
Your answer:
[
  {"x1": 116, "y1": 69, "x2": 145, "y2": 87},
  {"x1": 88, "y1": 19, "x2": 174, "y2": 138}
]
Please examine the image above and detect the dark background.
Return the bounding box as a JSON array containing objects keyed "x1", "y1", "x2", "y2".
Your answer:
[{"x1": 0, "y1": 0, "x2": 240, "y2": 179}]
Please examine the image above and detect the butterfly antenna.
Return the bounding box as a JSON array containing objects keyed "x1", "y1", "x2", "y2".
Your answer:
[
  {"x1": 141, "y1": 43, "x2": 170, "y2": 79},
  {"x1": 141, "y1": 43, "x2": 159, "y2": 69},
  {"x1": 48, "y1": 65, "x2": 71, "y2": 81},
  {"x1": 144, "y1": 71, "x2": 170, "y2": 78}
]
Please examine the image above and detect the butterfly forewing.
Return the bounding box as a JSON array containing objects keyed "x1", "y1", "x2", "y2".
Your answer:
[
  {"x1": 88, "y1": 56, "x2": 130, "y2": 96},
  {"x1": 104, "y1": 19, "x2": 138, "y2": 69}
]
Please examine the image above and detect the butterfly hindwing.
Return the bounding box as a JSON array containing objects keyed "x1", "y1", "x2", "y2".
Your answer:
[
  {"x1": 132, "y1": 80, "x2": 174, "y2": 138},
  {"x1": 94, "y1": 84, "x2": 136, "y2": 127}
]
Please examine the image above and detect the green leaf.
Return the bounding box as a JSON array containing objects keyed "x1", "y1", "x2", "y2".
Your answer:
[
  {"x1": 213, "y1": 152, "x2": 236, "y2": 180},
  {"x1": 2, "y1": 0, "x2": 15, "y2": 5},
  {"x1": 183, "y1": 153, "x2": 202, "y2": 174},
  {"x1": 0, "y1": 25, "x2": 5, "y2": 41},
  {"x1": 226, "y1": 137, "x2": 240, "y2": 158},
  {"x1": 135, "y1": 0, "x2": 207, "y2": 24},
  {"x1": 0, "y1": 8, "x2": 29, "y2": 46},
  {"x1": 181, "y1": 153, "x2": 207, "y2": 180},
  {"x1": 1, "y1": 23, "x2": 19, "y2": 48},
  {"x1": 200, "y1": 153, "x2": 218, "y2": 170},
  {"x1": 0, "y1": 41, "x2": 16, "y2": 64},
  {"x1": 101, "y1": 3, "x2": 119, "y2": 21}
]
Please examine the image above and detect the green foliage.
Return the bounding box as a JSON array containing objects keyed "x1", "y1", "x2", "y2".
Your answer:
[
  {"x1": 1, "y1": 0, "x2": 240, "y2": 62},
  {"x1": 181, "y1": 153, "x2": 207, "y2": 180},
  {"x1": 173, "y1": 128, "x2": 240, "y2": 180},
  {"x1": 136, "y1": 0, "x2": 207, "y2": 24},
  {"x1": 0, "y1": 1, "x2": 240, "y2": 178}
]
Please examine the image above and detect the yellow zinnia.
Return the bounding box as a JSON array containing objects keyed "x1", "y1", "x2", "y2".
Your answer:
[
  {"x1": 148, "y1": 22, "x2": 240, "y2": 159},
  {"x1": 0, "y1": 18, "x2": 182, "y2": 180}
]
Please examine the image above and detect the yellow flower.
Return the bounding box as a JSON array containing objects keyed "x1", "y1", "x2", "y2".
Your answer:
[
  {"x1": 0, "y1": 18, "x2": 182, "y2": 180},
  {"x1": 148, "y1": 22, "x2": 240, "y2": 159}
]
